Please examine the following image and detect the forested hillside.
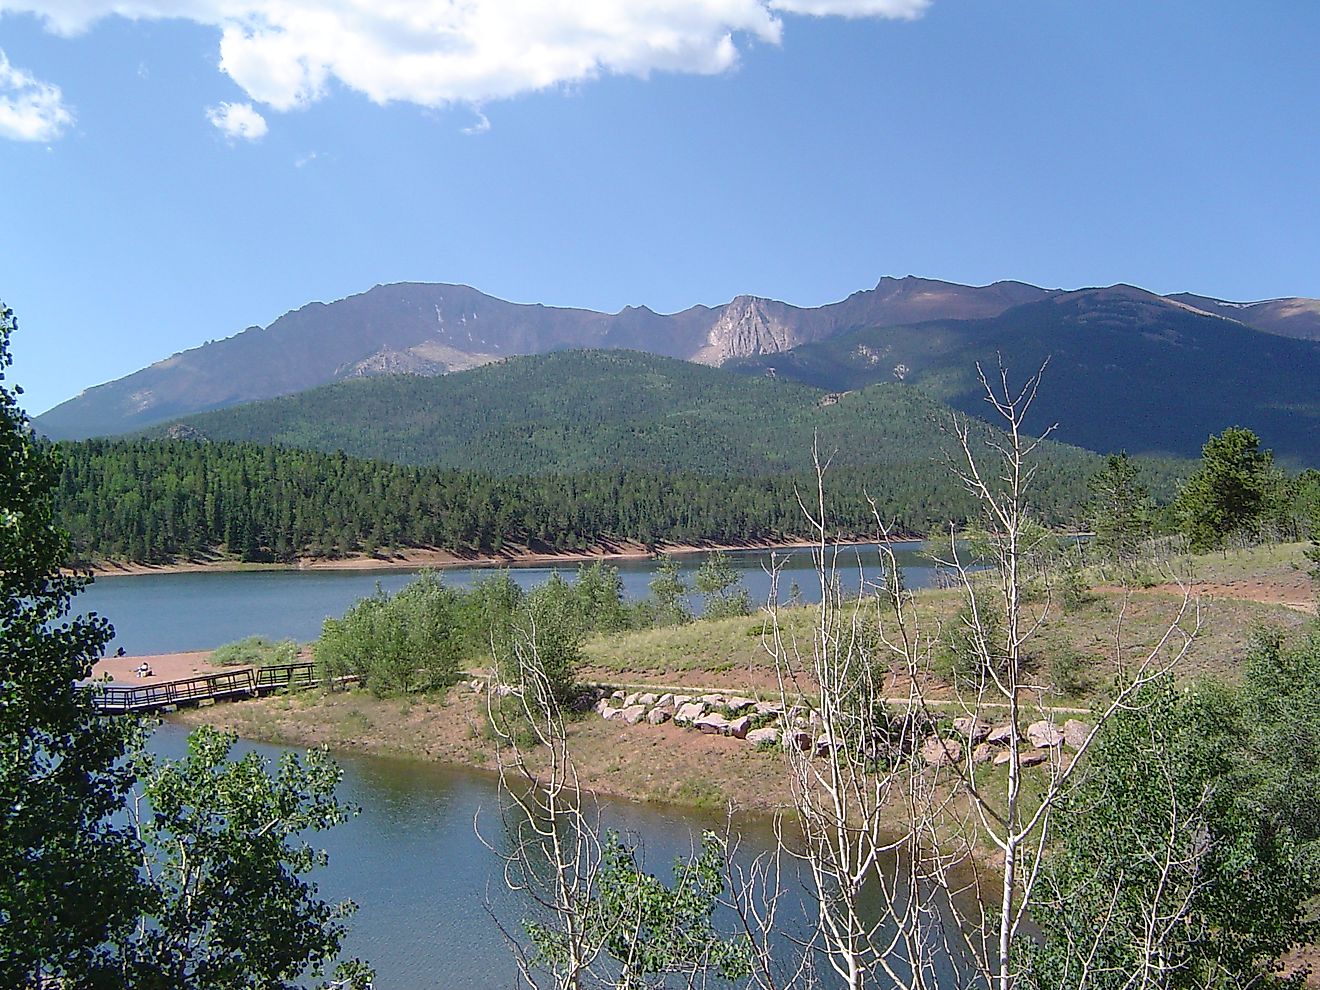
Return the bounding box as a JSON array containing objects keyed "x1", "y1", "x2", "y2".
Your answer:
[
  {"x1": 151, "y1": 350, "x2": 1123, "y2": 477},
  {"x1": 727, "y1": 286, "x2": 1320, "y2": 466},
  {"x1": 56, "y1": 438, "x2": 1124, "y2": 565}
]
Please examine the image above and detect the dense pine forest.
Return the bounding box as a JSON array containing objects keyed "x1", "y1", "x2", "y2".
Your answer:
[
  {"x1": 56, "y1": 438, "x2": 1116, "y2": 564},
  {"x1": 149, "y1": 350, "x2": 1168, "y2": 476},
  {"x1": 56, "y1": 352, "x2": 1207, "y2": 565}
]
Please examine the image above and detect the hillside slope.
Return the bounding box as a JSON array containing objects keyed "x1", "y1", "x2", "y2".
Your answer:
[
  {"x1": 726, "y1": 286, "x2": 1320, "y2": 466},
  {"x1": 151, "y1": 350, "x2": 1128, "y2": 484},
  {"x1": 1167, "y1": 292, "x2": 1320, "y2": 341}
]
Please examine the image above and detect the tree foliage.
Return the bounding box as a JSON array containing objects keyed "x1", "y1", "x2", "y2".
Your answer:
[
  {"x1": 694, "y1": 550, "x2": 753, "y2": 619},
  {"x1": 0, "y1": 303, "x2": 368, "y2": 988},
  {"x1": 52, "y1": 431, "x2": 1129, "y2": 566},
  {"x1": 1022, "y1": 633, "x2": 1320, "y2": 990},
  {"x1": 123, "y1": 726, "x2": 372, "y2": 990},
  {"x1": 1176, "y1": 428, "x2": 1279, "y2": 551},
  {"x1": 646, "y1": 555, "x2": 693, "y2": 627},
  {"x1": 526, "y1": 830, "x2": 751, "y2": 989},
  {"x1": 507, "y1": 573, "x2": 588, "y2": 703},
  {"x1": 0, "y1": 302, "x2": 142, "y2": 988},
  {"x1": 1087, "y1": 451, "x2": 1151, "y2": 566},
  {"x1": 316, "y1": 570, "x2": 464, "y2": 694}
]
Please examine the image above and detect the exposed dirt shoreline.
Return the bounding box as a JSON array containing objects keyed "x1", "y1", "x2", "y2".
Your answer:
[{"x1": 85, "y1": 536, "x2": 867, "y2": 579}]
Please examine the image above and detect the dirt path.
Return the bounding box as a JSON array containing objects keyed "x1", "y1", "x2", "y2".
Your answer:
[{"x1": 1124, "y1": 579, "x2": 1317, "y2": 616}]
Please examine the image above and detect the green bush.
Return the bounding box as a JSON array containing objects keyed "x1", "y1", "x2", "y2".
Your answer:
[
  {"x1": 1048, "y1": 642, "x2": 1092, "y2": 696},
  {"x1": 315, "y1": 570, "x2": 463, "y2": 695},
  {"x1": 211, "y1": 636, "x2": 299, "y2": 667},
  {"x1": 501, "y1": 574, "x2": 585, "y2": 704}
]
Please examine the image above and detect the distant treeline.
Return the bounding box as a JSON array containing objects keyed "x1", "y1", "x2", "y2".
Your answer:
[{"x1": 54, "y1": 439, "x2": 1109, "y2": 565}]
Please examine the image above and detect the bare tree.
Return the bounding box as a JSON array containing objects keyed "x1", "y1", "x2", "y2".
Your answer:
[
  {"x1": 755, "y1": 362, "x2": 1202, "y2": 990},
  {"x1": 483, "y1": 614, "x2": 755, "y2": 990},
  {"x1": 480, "y1": 610, "x2": 609, "y2": 990}
]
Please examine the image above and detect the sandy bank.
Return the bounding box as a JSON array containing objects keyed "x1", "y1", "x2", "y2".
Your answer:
[
  {"x1": 85, "y1": 536, "x2": 854, "y2": 579},
  {"x1": 89, "y1": 651, "x2": 225, "y2": 684}
]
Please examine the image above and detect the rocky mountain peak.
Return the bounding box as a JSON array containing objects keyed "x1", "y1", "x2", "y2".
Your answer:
[{"x1": 695, "y1": 295, "x2": 799, "y2": 364}]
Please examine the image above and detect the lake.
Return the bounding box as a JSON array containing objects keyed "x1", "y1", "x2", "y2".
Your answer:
[
  {"x1": 82, "y1": 541, "x2": 950, "y2": 655},
  {"x1": 147, "y1": 722, "x2": 800, "y2": 989}
]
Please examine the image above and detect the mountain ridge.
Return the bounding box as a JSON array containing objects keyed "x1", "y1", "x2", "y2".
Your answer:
[
  {"x1": 33, "y1": 275, "x2": 1320, "y2": 446},
  {"x1": 725, "y1": 284, "x2": 1320, "y2": 465}
]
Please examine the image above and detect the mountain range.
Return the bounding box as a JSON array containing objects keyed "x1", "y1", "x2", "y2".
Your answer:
[{"x1": 33, "y1": 276, "x2": 1320, "y2": 466}]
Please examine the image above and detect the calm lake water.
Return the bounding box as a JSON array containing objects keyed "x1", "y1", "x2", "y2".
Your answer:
[
  {"x1": 147, "y1": 722, "x2": 799, "y2": 990},
  {"x1": 83, "y1": 542, "x2": 947, "y2": 655}
]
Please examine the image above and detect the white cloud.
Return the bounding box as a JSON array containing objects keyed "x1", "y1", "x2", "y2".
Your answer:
[
  {"x1": 206, "y1": 99, "x2": 267, "y2": 140},
  {"x1": 770, "y1": 0, "x2": 929, "y2": 18},
  {"x1": 0, "y1": 1, "x2": 929, "y2": 117},
  {"x1": 0, "y1": 48, "x2": 73, "y2": 141},
  {"x1": 462, "y1": 109, "x2": 490, "y2": 136}
]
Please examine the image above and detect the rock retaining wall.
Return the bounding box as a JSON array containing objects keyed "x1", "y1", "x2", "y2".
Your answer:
[{"x1": 578, "y1": 685, "x2": 1092, "y2": 769}]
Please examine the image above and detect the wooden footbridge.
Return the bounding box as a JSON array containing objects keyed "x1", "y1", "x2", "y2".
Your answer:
[{"x1": 87, "y1": 661, "x2": 319, "y2": 715}]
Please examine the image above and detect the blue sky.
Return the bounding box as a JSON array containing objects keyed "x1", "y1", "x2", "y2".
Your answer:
[{"x1": 1, "y1": 0, "x2": 1317, "y2": 415}]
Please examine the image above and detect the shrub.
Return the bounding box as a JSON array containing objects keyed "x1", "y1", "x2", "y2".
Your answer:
[
  {"x1": 1048, "y1": 643, "x2": 1092, "y2": 696},
  {"x1": 211, "y1": 635, "x2": 300, "y2": 667},
  {"x1": 315, "y1": 570, "x2": 463, "y2": 695}
]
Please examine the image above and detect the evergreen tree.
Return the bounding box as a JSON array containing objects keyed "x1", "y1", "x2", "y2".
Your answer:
[
  {"x1": 1175, "y1": 427, "x2": 1277, "y2": 552},
  {"x1": 1086, "y1": 451, "x2": 1150, "y2": 566}
]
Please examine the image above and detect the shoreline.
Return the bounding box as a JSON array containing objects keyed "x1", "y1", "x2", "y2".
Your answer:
[{"x1": 83, "y1": 535, "x2": 895, "y2": 579}]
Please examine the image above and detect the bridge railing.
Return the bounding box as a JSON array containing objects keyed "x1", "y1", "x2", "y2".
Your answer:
[{"x1": 87, "y1": 661, "x2": 321, "y2": 714}]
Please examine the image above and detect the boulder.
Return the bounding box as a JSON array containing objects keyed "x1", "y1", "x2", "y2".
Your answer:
[
  {"x1": 674, "y1": 702, "x2": 706, "y2": 726},
  {"x1": 647, "y1": 706, "x2": 673, "y2": 726},
  {"x1": 726, "y1": 696, "x2": 756, "y2": 713},
  {"x1": 746, "y1": 727, "x2": 779, "y2": 747},
  {"x1": 600, "y1": 706, "x2": 622, "y2": 721},
  {"x1": 469, "y1": 679, "x2": 484, "y2": 693},
  {"x1": 621, "y1": 704, "x2": 647, "y2": 726},
  {"x1": 815, "y1": 733, "x2": 837, "y2": 757},
  {"x1": 701, "y1": 693, "x2": 726, "y2": 707},
  {"x1": 495, "y1": 684, "x2": 521, "y2": 698},
  {"x1": 727, "y1": 715, "x2": 752, "y2": 739},
  {"x1": 637, "y1": 692, "x2": 658, "y2": 707},
  {"x1": 971, "y1": 742, "x2": 995, "y2": 765},
  {"x1": 1062, "y1": 719, "x2": 1090, "y2": 750},
  {"x1": 656, "y1": 693, "x2": 675, "y2": 708},
  {"x1": 986, "y1": 723, "x2": 1016, "y2": 746},
  {"x1": 993, "y1": 748, "x2": 1051, "y2": 768},
  {"x1": 754, "y1": 701, "x2": 782, "y2": 717},
  {"x1": 1026, "y1": 720, "x2": 1065, "y2": 749},
  {"x1": 696, "y1": 712, "x2": 731, "y2": 735},
  {"x1": 783, "y1": 729, "x2": 813, "y2": 752},
  {"x1": 952, "y1": 716, "x2": 991, "y2": 743},
  {"x1": 610, "y1": 689, "x2": 626, "y2": 702},
  {"x1": 921, "y1": 735, "x2": 963, "y2": 767},
  {"x1": 673, "y1": 695, "x2": 692, "y2": 707},
  {"x1": 593, "y1": 698, "x2": 608, "y2": 714},
  {"x1": 624, "y1": 692, "x2": 641, "y2": 708}
]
